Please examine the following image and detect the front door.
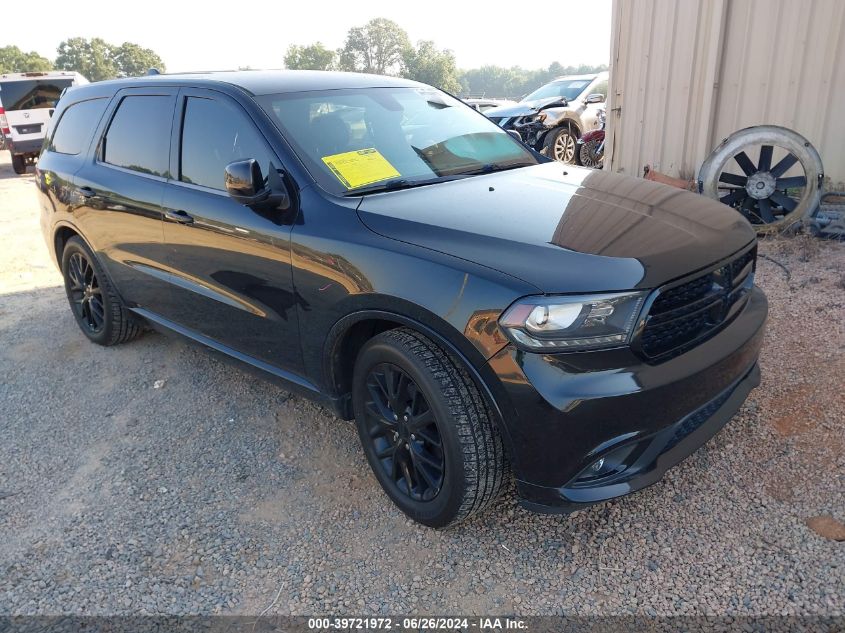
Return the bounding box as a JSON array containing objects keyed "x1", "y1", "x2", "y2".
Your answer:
[{"x1": 158, "y1": 88, "x2": 302, "y2": 373}]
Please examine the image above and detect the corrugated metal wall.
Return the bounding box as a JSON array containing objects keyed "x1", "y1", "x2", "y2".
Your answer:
[{"x1": 607, "y1": 0, "x2": 845, "y2": 188}]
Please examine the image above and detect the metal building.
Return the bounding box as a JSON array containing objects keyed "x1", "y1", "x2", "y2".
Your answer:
[{"x1": 606, "y1": 0, "x2": 845, "y2": 188}]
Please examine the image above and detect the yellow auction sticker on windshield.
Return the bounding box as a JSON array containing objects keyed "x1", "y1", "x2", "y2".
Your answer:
[{"x1": 321, "y1": 148, "x2": 401, "y2": 189}]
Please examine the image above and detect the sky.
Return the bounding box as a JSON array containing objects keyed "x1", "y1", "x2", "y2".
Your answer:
[{"x1": 12, "y1": 0, "x2": 612, "y2": 72}]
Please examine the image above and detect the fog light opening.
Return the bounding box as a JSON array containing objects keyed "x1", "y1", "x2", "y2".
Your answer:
[{"x1": 573, "y1": 443, "x2": 639, "y2": 485}]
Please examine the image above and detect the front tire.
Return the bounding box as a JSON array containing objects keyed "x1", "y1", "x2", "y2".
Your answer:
[
  {"x1": 352, "y1": 328, "x2": 506, "y2": 528},
  {"x1": 61, "y1": 236, "x2": 142, "y2": 346},
  {"x1": 543, "y1": 126, "x2": 578, "y2": 163},
  {"x1": 11, "y1": 154, "x2": 27, "y2": 175}
]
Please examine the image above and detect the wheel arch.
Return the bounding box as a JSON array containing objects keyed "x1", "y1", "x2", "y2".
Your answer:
[
  {"x1": 322, "y1": 308, "x2": 518, "y2": 464},
  {"x1": 559, "y1": 115, "x2": 582, "y2": 138},
  {"x1": 52, "y1": 223, "x2": 129, "y2": 309},
  {"x1": 53, "y1": 223, "x2": 84, "y2": 269}
]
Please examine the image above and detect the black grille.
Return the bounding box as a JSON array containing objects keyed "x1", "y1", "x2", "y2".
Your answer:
[{"x1": 640, "y1": 247, "x2": 756, "y2": 360}]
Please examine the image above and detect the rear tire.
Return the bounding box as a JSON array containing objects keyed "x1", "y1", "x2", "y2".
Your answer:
[
  {"x1": 352, "y1": 328, "x2": 506, "y2": 528},
  {"x1": 11, "y1": 154, "x2": 27, "y2": 175},
  {"x1": 61, "y1": 236, "x2": 142, "y2": 346}
]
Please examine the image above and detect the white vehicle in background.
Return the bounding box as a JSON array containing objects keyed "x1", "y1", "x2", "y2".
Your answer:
[{"x1": 0, "y1": 71, "x2": 88, "y2": 175}]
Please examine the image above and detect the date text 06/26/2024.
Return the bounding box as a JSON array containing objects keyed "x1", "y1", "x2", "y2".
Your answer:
[{"x1": 307, "y1": 617, "x2": 528, "y2": 630}]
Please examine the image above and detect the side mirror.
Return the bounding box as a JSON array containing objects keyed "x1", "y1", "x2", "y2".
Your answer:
[
  {"x1": 225, "y1": 159, "x2": 291, "y2": 211},
  {"x1": 585, "y1": 93, "x2": 605, "y2": 104},
  {"x1": 506, "y1": 129, "x2": 523, "y2": 142},
  {"x1": 225, "y1": 159, "x2": 263, "y2": 199}
]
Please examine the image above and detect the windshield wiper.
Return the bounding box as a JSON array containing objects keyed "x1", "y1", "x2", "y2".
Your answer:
[
  {"x1": 453, "y1": 162, "x2": 535, "y2": 176},
  {"x1": 343, "y1": 176, "x2": 453, "y2": 196}
]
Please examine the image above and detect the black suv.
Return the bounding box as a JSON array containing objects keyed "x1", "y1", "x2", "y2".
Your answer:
[{"x1": 36, "y1": 71, "x2": 767, "y2": 528}]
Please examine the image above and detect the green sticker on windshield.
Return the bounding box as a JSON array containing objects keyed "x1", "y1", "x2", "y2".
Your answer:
[{"x1": 321, "y1": 148, "x2": 401, "y2": 189}]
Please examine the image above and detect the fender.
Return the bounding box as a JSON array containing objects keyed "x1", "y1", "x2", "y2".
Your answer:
[{"x1": 322, "y1": 308, "x2": 520, "y2": 466}]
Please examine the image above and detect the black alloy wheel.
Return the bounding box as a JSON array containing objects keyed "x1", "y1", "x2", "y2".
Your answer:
[
  {"x1": 61, "y1": 236, "x2": 143, "y2": 346},
  {"x1": 352, "y1": 328, "x2": 506, "y2": 528},
  {"x1": 363, "y1": 362, "x2": 445, "y2": 502},
  {"x1": 66, "y1": 251, "x2": 106, "y2": 334}
]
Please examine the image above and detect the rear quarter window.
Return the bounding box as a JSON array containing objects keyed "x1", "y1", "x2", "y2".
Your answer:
[
  {"x1": 102, "y1": 95, "x2": 172, "y2": 177},
  {"x1": 48, "y1": 98, "x2": 108, "y2": 155}
]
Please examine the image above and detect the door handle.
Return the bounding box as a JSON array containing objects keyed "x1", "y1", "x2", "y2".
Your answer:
[
  {"x1": 77, "y1": 186, "x2": 96, "y2": 198},
  {"x1": 164, "y1": 209, "x2": 194, "y2": 224}
]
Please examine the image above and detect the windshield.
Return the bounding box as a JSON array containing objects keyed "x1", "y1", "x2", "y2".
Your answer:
[
  {"x1": 257, "y1": 87, "x2": 538, "y2": 195},
  {"x1": 0, "y1": 79, "x2": 74, "y2": 111},
  {"x1": 523, "y1": 78, "x2": 593, "y2": 103}
]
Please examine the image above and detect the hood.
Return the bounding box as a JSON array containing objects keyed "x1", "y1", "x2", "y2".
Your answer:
[
  {"x1": 356, "y1": 163, "x2": 755, "y2": 293},
  {"x1": 484, "y1": 96, "x2": 567, "y2": 118}
]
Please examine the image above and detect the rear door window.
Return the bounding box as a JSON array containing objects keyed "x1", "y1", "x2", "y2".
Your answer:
[
  {"x1": 179, "y1": 96, "x2": 274, "y2": 190},
  {"x1": 49, "y1": 98, "x2": 108, "y2": 155},
  {"x1": 0, "y1": 78, "x2": 74, "y2": 111},
  {"x1": 102, "y1": 95, "x2": 173, "y2": 177}
]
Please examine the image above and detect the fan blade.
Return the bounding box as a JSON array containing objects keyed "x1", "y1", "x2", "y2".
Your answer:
[
  {"x1": 758, "y1": 145, "x2": 773, "y2": 171},
  {"x1": 720, "y1": 189, "x2": 747, "y2": 206},
  {"x1": 770, "y1": 153, "x2": 798, "y2": 177},
  {"x1": 756, "y1": 198, "x2": 775, "y2": 223},
  {"x1": 719, "y1": 172, "x2": 747, "y2": 186},
  {"x1": 733, "y1": 151, "x2": 757, "y2": 176},
  {"x1": 776, "y1": 176, "x2": 807, "y2": 189},
  {"x1": 770, "y1": 191, "x2": 798, "y2": 212},
  {"x1": 740, "y1": 197, "x2": 759, "y2": 222}
]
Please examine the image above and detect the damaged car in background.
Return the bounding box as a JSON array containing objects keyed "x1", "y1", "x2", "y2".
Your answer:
[{"x1": 484, "y1": 71, "x2": 608, "y2": 164}]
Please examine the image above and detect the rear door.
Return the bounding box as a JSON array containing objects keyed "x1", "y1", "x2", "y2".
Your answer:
[
  {"x1": 71, "y1": 87, "x2": 176, "y2": 310},
  {"x1": 0, "y1": 76, "x2": 74, "y2": 149},
  {"x1": 157, "y1": 88, "x2": 302, "y2": 372}
]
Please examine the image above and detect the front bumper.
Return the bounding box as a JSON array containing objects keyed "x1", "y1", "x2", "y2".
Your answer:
[{"x1": 486, "y1": 285, "x2": 768, "y2": 513}]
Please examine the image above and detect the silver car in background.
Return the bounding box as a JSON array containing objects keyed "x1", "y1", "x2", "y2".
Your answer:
[{"x1": 484, "y1": 71, "x2": 608, "y2": 163}]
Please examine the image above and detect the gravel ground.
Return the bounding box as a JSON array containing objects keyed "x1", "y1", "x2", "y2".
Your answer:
[{"x1": 0, "y1": 152, "x2": 843, "y2": 617}]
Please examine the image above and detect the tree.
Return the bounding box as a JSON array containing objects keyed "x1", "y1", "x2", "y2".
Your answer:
[
  {"x1": 113, "y1": 42, "x2": 166, "y2": 77},
  {"x1": 55, "y1": 37, "x2": 165, "y2": 81},
  {"x1": 458, "y1": 65, "x2": 523, "y2": 98},
  {"x1": 458, "y1": 62, "x2": 609, "y2": 99},
  {"x1": 284, "y1": 43, "x2": 336, "y2": 71},
  {"x1": 0, "y1": 46, "x2": 52, "y2": 74},
  {"x1": 402, "y1": 41, "x2": 461, "y2": 93},
  {"x1": 338, "y1": 18, "x2": 410, "y2": 75},
  {"x1": 55, "y1": 37, "x2": 118, "y2": 81}
]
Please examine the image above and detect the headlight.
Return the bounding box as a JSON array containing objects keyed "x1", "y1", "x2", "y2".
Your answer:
[
  {"x1": 516, "y1": 112, "x2": 546, "y2": 127},
  {"x1": 498, "y1": 292, "x2": 646, "y2": 351}
]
